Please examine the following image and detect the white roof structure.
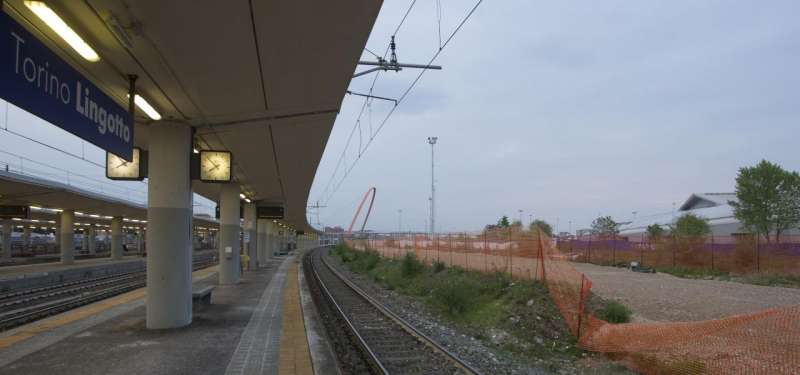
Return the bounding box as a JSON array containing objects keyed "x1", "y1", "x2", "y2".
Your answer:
[{"x1": 620, "y1": 193, "x2": 739, "y2": 235}]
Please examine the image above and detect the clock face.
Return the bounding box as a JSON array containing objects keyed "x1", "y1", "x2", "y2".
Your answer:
[
  {"x1": 106, "y1": 148, "x2": 142, "y2": 180},
  {"x1": 199, "y1": 150, "x2": 232, "y2": 182}
]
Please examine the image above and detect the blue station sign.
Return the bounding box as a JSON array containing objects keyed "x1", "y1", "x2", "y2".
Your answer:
[{"x1": 0, "y1": 11, "x2": 133, "y2": 160}]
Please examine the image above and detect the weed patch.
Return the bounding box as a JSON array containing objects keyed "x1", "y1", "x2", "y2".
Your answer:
[{"x1": 330, "y1": 245, "x2": 588, "y2": 369}]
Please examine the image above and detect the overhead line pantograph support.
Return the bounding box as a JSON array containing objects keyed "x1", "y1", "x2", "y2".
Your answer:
[{"x1": 353, "y1": 36, "x2": 442, "y2": 78}]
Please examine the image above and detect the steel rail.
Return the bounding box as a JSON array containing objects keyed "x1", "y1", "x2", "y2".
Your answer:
[
  {"x1": 311, "y1": 248, "x2": 481, "y2": 375},
  {"x1": 308, "y1": 250, "x2": 389, "y2": 374},
  {"x1": 0, "y1": 259, "x2": 217, "y2": 331}
]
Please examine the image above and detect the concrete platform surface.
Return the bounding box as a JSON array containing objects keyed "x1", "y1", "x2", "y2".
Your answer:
[{"x1": 0, "y1": 254, "x2": 330, "y2": 375}]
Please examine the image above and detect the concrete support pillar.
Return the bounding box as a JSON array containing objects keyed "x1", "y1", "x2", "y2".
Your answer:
[
  {"x1": 218, "y1": 184, "x2": 241, "y2": 285},
  {"x1": 243, "y1": 203, "x2": 258, "y2": 271},
  {"x1": 257, "y1": 219, "x2": 268, "y2": 266},
  {"x1": 111, "y1": 217, "x2": 123, "y2": 260},
  {"x1": 2, "y1": 220, "x2": 11, "y2": 259},
  {"x1": 60, "y1": 210, "x2": 75, "y2": 264},
  {"x1": 146, "y1": 122, "x2": 193, "y2": 329},
  {"x1": 88, "y1": 226, "x2": 96, "y2": 255}
]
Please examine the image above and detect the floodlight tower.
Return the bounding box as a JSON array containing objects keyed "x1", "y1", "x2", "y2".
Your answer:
[{"x1": 427, "y1": 137, "x2": 438, "y2": 235}]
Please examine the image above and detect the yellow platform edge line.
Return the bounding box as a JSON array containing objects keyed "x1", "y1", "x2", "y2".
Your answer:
[
  {"x1": 0, "y1": 265, "x2": 219, "y2": 349},
  {"x1": 277, "y1": 260, "x2": 314, "y2": 375}
]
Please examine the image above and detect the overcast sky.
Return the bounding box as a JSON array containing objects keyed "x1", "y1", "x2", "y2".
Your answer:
[
  {"x1": 308, "y1": 0, "x2": 800, "y2": 233},
  {"x1": 2, "y1": 1, "x2": 799, "y2": 234}
]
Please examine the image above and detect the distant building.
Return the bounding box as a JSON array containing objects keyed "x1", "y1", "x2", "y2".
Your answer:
[{"x1": 619, "y1": 192, "x2": 800, "y2": 237}]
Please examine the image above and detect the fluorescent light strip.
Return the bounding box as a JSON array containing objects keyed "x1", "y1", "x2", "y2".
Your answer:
[
  {"x1": 24, "y1": 1, "x2": 100, "y2": 62},
  {"x1": 127, "y1": 94, "x2": 161, "y2": 120}
]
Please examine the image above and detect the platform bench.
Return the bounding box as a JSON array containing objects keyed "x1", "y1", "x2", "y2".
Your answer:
[{"x1": 192, "y1": 286, "x2": 214, "y2": 307}]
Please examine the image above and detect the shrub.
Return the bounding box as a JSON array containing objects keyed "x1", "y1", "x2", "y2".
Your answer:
[
  {"x1": 432, "y1": 260, "x2": 447, "y2": 273},
  {"x1": 352, "y1": 250, "x2": 380, "y2": 273},
  {"x1": 433, "y1": 278, "x2": 480, "y2": 316},
  {"x1": 401, "y1": 253, "x2": 424, "y2": 278},
  {"x1": 599, "y1": 300, "x2": 632, "y2": 324},
  {"x1": 481, "y1": 271, "x2": 512, "y2": 297}
]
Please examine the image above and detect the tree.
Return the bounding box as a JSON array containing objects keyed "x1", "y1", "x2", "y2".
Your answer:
[
  {"x1": 591, "y1": 216, "x2": 619, "y2": 237},
  {"x1": 497, "y1": 216, "x2": 511, "y2": 228},
  {"x1": 646, "y1": 223, "x2": 665, "y2": 241},
  {"x1": 529, "y1": 219, "x2": 553, "y2": 237},
  {"x1": 730, "y1": 160, "x2": 800, "y2": 243},
  {"x1": 671, "y1": 213, "x2": 710, "y2": 238}
]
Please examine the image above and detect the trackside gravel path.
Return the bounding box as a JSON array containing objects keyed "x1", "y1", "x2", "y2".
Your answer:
[{"x1": 573, "y1": 263, "x2": 800, "y2": 322}]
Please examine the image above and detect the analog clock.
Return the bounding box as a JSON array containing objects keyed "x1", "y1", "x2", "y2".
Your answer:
[
  {"x1": 199, "y1": 150, "x2": 232, "y2": 182},
  {"x1": 106, "y1": 148, "x2": 144, "y2": 180}
]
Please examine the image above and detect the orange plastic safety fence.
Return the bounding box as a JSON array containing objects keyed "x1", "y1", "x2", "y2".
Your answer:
[{"x1": 344, "y1": 230, "x2": 800, "y2": 374}]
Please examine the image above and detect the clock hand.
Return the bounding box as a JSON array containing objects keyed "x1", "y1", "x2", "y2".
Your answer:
[
  {"x1": 204, "y1": 157, "x2": 220, "y2": 168},
  {"x1": 115, "y1": 161, "x2": 128, "y2": 169}
]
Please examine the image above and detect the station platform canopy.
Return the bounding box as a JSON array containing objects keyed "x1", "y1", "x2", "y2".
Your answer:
[{"x1": 1, "y1": 0, "x2": 383, "y2": 233}]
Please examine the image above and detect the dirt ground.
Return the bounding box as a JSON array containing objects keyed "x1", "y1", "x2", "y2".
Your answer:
[{"x1": 573, "y1": 263, "x2": 800, "y2": 322}]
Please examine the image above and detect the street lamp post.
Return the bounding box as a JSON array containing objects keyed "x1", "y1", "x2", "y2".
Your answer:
[{"x1": 427, "y1": 137, "x2": 437, "y2": 236}]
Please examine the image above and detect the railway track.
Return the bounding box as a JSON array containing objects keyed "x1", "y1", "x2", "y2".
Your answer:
[
  {"x1": 0, "y1": 256, "x2": 217, "y2": 331},
  {"x1": 306, "y1": 248, "x2": 481, "y2": 375}
]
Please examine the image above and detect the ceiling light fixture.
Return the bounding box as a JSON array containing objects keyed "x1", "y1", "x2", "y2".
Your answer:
[
  {"x1": 127, "y1": 94, "x2": 162, "y2": 120},
  {"x1": 24, "y1": 1, "x2": 100, "y2": 62}
]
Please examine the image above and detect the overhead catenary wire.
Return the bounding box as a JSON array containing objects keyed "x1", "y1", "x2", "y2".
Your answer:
[
  {"x1": 319, "y1": 0, "x2": 484, "y2": 207},
  {"x1": 317, "y1": 0, "x2": 422, "y2": 203}
]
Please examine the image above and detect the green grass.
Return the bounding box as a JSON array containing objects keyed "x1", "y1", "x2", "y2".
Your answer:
[
  {"x1": 331, "y1": 245, "x2": 589, "y2": 369},
  {"x1": 655, "y1": 265, "x2": 800, "y2": 288},
  {"x1": 657, "y1": 266, "x2": 730, "y2": 280},
  {"x1": 738, "y1": 273, "x2": 800, "y2": 288}
]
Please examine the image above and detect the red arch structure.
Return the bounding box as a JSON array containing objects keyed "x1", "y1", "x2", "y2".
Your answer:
[{"x1": 347, "y1": 187, "x2": 377, "y2": 234}]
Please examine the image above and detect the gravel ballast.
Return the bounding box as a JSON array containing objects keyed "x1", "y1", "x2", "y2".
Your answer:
[
  {"x1": 574, "y1": 263, "x2": 800, "y2": 322},
  {"x1": 325, "y1": 251, "x2": 630, "y2": 375}
]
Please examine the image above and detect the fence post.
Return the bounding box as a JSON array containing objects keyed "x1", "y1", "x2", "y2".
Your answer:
[
  {"x1": 483, "y1": 232, "x2": 488, "y2": 272},
  {"x1": 537, "y1": 229, "x2": 546, "y2": 281},
  {"x1": 576, "y1": 274, "x2": 586, "y2": 339},
  {"x1": 672, "y1": 233, "x2": 677, "y2": 268},
  {"x1": 436, "y1": 233, "x2": 440, "y2": 263},
  {"x1": 449, "y1": 234, "x2": 453, "y2": 266},
  {"x1": 710, "y1": 234, "x2": 715, "y2": 271},
  {"x1": 465, "y1": 233, "x2": 469, "y2": 271},
  {"x1": 755, "y1": 234, "x2": 760, "y2": 273},
  {"x1": 641, "y1": 234, "x2": 645, "y2": 265},
  {"x1": 587, "y1": 237, "x2": 592, "y2": 264},
  {"x1": 413, "y1": 234, "x2": 417, "y2": 259},
  {"x1": 611, "y1": 235, "x2": 617, "y2": 265},
  {"x1": 508, "y1": 229, "x2": 513, "y2": 279}
]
